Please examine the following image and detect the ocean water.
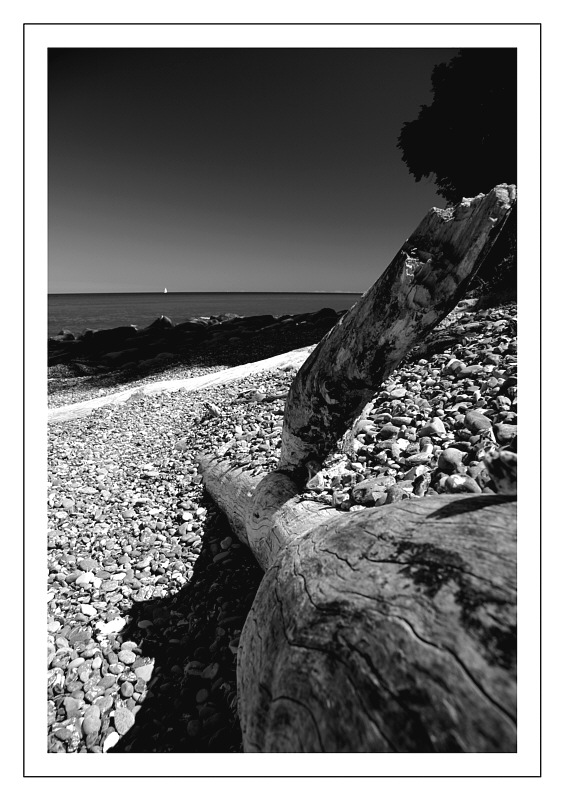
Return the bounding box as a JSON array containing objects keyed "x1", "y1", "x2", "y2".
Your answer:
[{"x1": 48, "y1": 292, "x2": 362, "y2": 338}]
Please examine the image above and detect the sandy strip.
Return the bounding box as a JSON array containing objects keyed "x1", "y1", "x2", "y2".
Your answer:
[{"x1": 48, "y1": 345, "x2": 314, "y2": 424}]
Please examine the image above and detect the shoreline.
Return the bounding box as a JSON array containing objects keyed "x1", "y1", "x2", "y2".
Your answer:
[
  {"x1": 48, "y1": 346, "x2": 314, "y2": 423},
  {"x1": 48, "y1": 306, "x2": 345, "y2": 408},
  {"x1": 47, "y1": 298, "x2": 517, "y2": 753}
]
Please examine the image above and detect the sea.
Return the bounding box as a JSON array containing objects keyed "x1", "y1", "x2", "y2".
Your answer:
[{"x1": 48, "y1": 292, "x2": 363, "y2": 338}]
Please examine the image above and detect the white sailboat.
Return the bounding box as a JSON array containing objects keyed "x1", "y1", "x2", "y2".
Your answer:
[{"x1": 164, "y1": 287, "x2": 168, "y2": 294}]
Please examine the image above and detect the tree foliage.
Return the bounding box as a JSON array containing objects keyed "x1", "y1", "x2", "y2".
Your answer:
[
  {"x1": 397, "y1": 49, "x2": 517, "y2": 299},
  {"x1": 397, "y1": 49, "x2": 517, "y2": 203}
]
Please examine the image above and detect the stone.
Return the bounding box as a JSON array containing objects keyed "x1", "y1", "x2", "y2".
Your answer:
[
  {"x1": 412, "y1": 473, "x2": 431, "y2": 496},
  {"x1": 196, "y1": 688, "x2": 209, "y2": 704},
  {"x1": 54, "y1": 726, "x2": 73, "y2": 741},
  {"x1": 484, "y1": 353, "x2": 501, "y2": 365},
  {"x1": 119, "y1": 641, "x2": 139, "y2": 651},
  {"x1": 63, "y1": 696, "x2": 81, "y2": 717},
  {"x1": 385, "y1": 485, "x2": 411, "y2": 504},
  {"x1": 102, "y1": 730, "x2": 120, "y2": 752},
  {"x1": 120, "y1": 681, "x2": 134, "y2": 698},
  {"x1": 114, "y1": 707, "x2": 135, "y2": 735},
  {"x1": 457, "y1": 365, "x2": 484, "y2": 378},
  {"x1": 446, "y1": 359, "x2": 466, "y2": 374},
  {"x1": 82, "y1": 712, "x2": 101, "y2": 736},
  {"x1": 186, "y1": 719, "x2": 201, "y2": 737},
  {"x1": 465, "y1": 409, "x2": 493, "y2": 434},
  {"x1": 351, "y1": 477, "x2": 396, "y2": 506},
  {"x1": 67, "y1": 627, "x2": 91, "y2": 645},
  {"x1": 134, "y1": 663, "x2": 154, "y2": 683},
  {"x1": 202, "y1": 662, "x2": 220, "y2": 680},
  {"x1": 371, "y1": 492, "x2": 388, "y2": 506},
  {"x1": 377, "y1": 423, "x2": 400, "y2": 440},
  {"x1": 95, "y1": 695, "x2": 114, "y2": 714},
  {"x1": 78, "y1": 558, "x2": 98, "y2": 572},
  {"x1": 494, "y1": 423, "x2": 517, "y2": 446},
  {"x1": 437, "y1": 448, "x2": 465, "y2": 474},
  {"x1": 484, "y1": 450, "x2": 518, "y2": 494},
  {"x1": 405, "y1": 452, "x2": 432, "y2": 465},
  {"x1": 445, "y1": 475, "x2": 482, "y2": 494},
  {"x1": 118, "y1": 649, "x2": 136, "y2": 665},
  {"x1": 99, "y1": 674, "x2": 117, "y2": 689},
  {"x1": 75, "y1": 572, "x2": 95, "y2": 586},
  {"x1": 418, "y1": 417, "x2": 446, "y2": 437}
]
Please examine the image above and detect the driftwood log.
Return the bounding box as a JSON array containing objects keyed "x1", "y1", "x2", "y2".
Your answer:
[
  {"x1": 239, "y1": 494, "x2": 516, "y2": 752},
  {"x1": 279, "y1": 184, "x2": 517, "y2": 475},
  {"x1": 199, "y1": 185, "x2": 517, "y2": 752}
]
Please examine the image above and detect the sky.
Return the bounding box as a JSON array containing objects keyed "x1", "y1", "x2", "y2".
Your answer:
[{"x1": 48, "y1": 47, "x2": 461, "y2": 294}]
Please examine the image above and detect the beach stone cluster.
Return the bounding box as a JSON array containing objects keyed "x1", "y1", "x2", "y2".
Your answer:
[
  {"x1": 301, "y1": 301, "x2": 517, "y2": 507},
  {"x1": 48, "y1": 307, "x2": 345, "y2": 408},
  {"x1": 47, "y1": 298, "x2": 517, "y2": 753}
]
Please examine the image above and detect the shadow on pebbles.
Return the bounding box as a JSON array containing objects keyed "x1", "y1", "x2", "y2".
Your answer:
[
  {"x1": 108, "y1": 502, "x2": 263, "y2": 753},
  {"x1": 48, "y1": 500, "x2": 263, "y2": 753}
]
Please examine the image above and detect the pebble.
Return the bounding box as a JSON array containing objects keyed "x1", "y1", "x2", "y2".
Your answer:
[
  {"x1": 438, "y1": 448, "x2": 465, "y2": 474},
  {"x1": 82, "y1": 706, "x2": 102, "y2": 735},
  {"x1": 75, "y1": 572, "x2": 95, "y2": 586},
  {"x1": 445, "y1": 475, "x2": 482, "y2": 494},
  {"x1": 102, "y1": 731, "x2": 120, "y2": 752},
  {"x1": 134, "y1": 664, "x2": 154, "y2": 682},
  {"x1": 465, "y1": 409, "x2": 493, "y2": 434},
  {"x1": 120, "y1": 681, "x2": 134, "y2": 698},
  {"x1": 418, "y1": 417, "x2": 446, "y2": 437},
  {"x1": 78, "y1": 558, "x2": 98, "y2": 571},
  {"x1": 494, "y1": 422, "x2": 517, "y2": 446},
  {"x1": 114, "y1": 707, "x2": 136, "y2": 735},
  {"x1": 118, "y1": 649, "x2": 137, "y2": 665}
]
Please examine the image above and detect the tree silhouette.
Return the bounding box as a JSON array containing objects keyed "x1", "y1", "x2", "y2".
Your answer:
[
  {"x1": 397, "y1": 49, "x2": 517, "y2": 203},
  {"x1": 398, "y1": 49, "x2": 517, "y2": 299}
]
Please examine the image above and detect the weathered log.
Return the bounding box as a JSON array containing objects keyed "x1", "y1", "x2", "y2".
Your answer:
[
  {"x1": 238, "y1": 494, "x2": 517, "y2": 752},
  {"x1": 199, "y1": 456, "x2": 341, "y2": 571},
  {"x1": 198, "y1": 186, "x2": 518, "y2": 752},
  {"x1": 279, "y1": 184, "x2": 516, "y2": 475}
]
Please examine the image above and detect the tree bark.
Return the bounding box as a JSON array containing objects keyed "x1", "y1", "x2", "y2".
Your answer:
[
  {"x1": 238, "y1": 494, "x2": 516, "y2": 752},
  {"x1": 199, "y1": 455, "x2": 341, "y2": 572},
  {"x1": 198, "y1": 186, "x2": 518, "y2": 752}
]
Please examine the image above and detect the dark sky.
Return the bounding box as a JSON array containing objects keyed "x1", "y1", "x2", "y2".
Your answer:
[{"x1": 48, "y1": 47, "x2": 459, "y2": 293}]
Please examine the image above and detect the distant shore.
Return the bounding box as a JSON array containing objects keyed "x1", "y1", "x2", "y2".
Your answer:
[
  {"x1": 48, "y1": 306, "x2": 347, "y2": 408},
  {"x1": 48, "y1": 292, "x2": 362, "y2": 338}
]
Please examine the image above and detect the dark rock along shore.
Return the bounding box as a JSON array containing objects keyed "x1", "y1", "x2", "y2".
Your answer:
[
  {"x1": 48, "y1": 306, "x2": 345, "y2": 409},
  {"x1": 47, "y1": 298, "x2": 517, "y2": 753}
]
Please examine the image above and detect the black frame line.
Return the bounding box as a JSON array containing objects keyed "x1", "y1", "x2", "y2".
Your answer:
[{"x1": 24, "y1": 20, "x2": 542, "y2": 779}]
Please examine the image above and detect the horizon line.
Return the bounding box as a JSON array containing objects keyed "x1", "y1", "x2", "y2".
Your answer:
[{"x1": 48, "y1": 290, "x2": 365, "y2": 296}]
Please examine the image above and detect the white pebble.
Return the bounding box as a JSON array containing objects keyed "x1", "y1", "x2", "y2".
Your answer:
[{"x1": 102, "y1": 731, "x2": 120, "y2": 752}]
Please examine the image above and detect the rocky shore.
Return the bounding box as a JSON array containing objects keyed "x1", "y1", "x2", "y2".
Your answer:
[
  {"x1": 48, "y1": 306, "x2": 346, "y2": 408},
  {"x1": 47, "y1": 298, "x2": 517, "y2": 753}
]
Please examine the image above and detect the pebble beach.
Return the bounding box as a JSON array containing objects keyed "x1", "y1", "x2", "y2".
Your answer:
[{"x1": 47, "y1": 298, "x2": 517, "y2": 753}]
